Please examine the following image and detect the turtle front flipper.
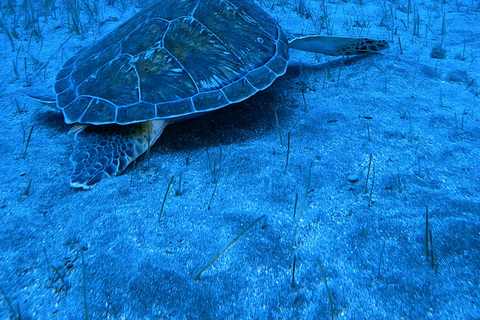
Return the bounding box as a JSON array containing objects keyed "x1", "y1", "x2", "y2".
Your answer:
[
  {"x1": 69, "y1": 120, "x2": 167, "y2": 189},
  {"x1": 289, "y1": 36, "x2": 389, "y2": 56}
]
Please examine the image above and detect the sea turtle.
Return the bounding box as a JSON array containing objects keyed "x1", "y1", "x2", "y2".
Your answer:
[{"x1": 35, "y1": 0, "x2": 389, "y2": 189}]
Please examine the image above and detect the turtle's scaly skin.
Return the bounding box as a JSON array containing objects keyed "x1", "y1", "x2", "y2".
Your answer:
[
  {"x1": 69, "y1": 120, "x2": 166, "y2": 188},
  {"x1": 55, "y1": 0, "x2": 289, "y2": 125}
]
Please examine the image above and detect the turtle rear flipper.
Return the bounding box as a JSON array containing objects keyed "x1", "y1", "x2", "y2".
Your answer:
[
  {"x1": 289, "y1": 36, "x2": 389, "y2": 56},
  {"x1": 70, "y1": 120, "x2": 167, "y2": 189}
]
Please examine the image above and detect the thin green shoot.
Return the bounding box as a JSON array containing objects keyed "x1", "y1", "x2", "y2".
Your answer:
[
  {"x1": 159, "y1": 176, "x2": 174, "y2": 221},
  {"x1": 430, "y1": 229, "x2": 435, "y2": 270},
  {"x1": 43, "y1": 0, "x2": 57, "y2": 20},
  {"x1": 292, "y1": 163, "x2": 312, "y2": 250},
  {"x1": 21, "y1": 125, "x2": 34, "y2": 159},
  {"x1": 24, "y1": 57, "x2": 30, "y2": 86},
  {"x1": 365, "y1": 154, "x2": 372, "y2": 193},
  {"x1": 377, "y1": 241, "x2": 386, "y2": 279},
  {"x1": 0, "y1": 21, "x2": 15, "y2": 51},
  {"x1": 15, "y1": 99, "x2": 24, "y2": 115},
  {"x1": 301, "y1": 89, "x2": 307, "y2": 110},
  {"x1": 207, "y1": 182, "x2": 218, "y2": 211},
  {"x1": 284, "y1": 131, "x2": 291, "y2": 173},
  {"x1": 293, "y1": 193, "x2": 298, "y2": 218},
  {"x1": 273, "y1": 102, "x2": 283, "y2": 146},
  {"x1": 317, "y1": 259, "x2": 334, "y2": 320},
  {"x1": 336, "y1": 67, "x2": 342, "y2": 87},
  {"x1": 207, "y1": 146, "x2": 222, "y2": 183},
  {"x1": 175, "y1": 172, "x2": 182, "y2": 196},
  {"x1": 291, "y1": 254, "x2": 297, "y2": 288},
  {"x1": 368, "y1": 165, "x2": 375, "y2": 207},
  {"x1": 22, "y1": 170, "x2": 32, "y2": 196},
  {"x1": 193, "y1": 215, "x2": 267, "y2": 281},
  {"x1": 43, "y1": 247, "x2": 68, "y2": 292},
  {"x1": 50, "y1": 265, "x2": 68, "y2": 292},
  {"x1": 12, "y1": 60, "x2": 20, "y2": 80}
]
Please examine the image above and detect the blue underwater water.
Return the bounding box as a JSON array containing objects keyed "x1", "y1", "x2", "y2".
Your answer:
[{"x1": 0, "y1": 0, "x2": 479, "y2": 319}]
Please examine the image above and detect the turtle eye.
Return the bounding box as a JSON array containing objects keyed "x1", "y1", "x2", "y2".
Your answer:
[{"x1": 257, "y1": 37, "x2": 264, "y2": 43}]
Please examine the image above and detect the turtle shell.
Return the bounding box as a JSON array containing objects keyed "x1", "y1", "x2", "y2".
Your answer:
[{"x1": 55, "y1": 0, "x2": 289, "y2": 125}]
